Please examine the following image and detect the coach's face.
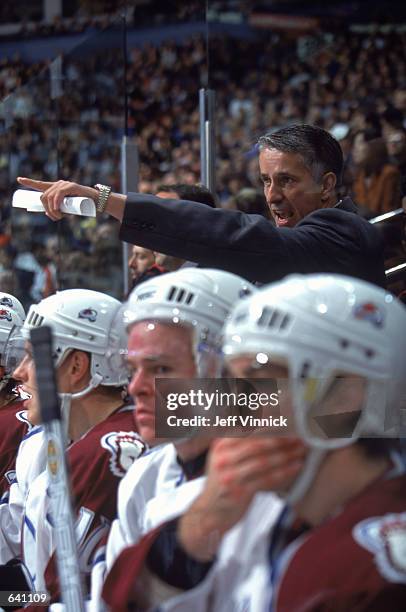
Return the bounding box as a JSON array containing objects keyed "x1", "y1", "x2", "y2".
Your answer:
[{"x1": 259, "y1": 149, "x2": 335, "y2": 228}]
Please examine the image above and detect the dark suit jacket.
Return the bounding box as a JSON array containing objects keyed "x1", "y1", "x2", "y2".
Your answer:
[{"x1": 119, "y1": 195, "x2": 386, "y2": 287}]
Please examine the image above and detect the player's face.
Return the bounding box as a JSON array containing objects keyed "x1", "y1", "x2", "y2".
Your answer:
[
  {"x1": 12, "y1": 344, "x2": 40, "y2": 424},
  {"x1": 227, "y1": 354, "x2": 296, "y2": 433},
  {"x1": 128, "y1": 246, "x2": 156, "y2": 280},
  {"x1": 127, "y1": 321, "x2": 196, "y2": 444},
  {"x1": 259, "y1": 149, "x2": 328, "y2": 228},
  {"x1": 12, "y1": 344, "x2": 78, "y2": 425}
]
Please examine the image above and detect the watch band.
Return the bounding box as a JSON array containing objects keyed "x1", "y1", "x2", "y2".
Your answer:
[{"x1": 94, "y1": 184, "x2": 112, "y2": 214}]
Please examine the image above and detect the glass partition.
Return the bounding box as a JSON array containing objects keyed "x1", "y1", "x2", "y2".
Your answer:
[{"x1": 0, "y1": 3, "x2": 209, "y2": 308}]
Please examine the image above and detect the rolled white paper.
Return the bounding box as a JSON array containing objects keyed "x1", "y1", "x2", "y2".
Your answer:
[{"x1": 12, "y1": 189, "x2": 96, "y2": 217}]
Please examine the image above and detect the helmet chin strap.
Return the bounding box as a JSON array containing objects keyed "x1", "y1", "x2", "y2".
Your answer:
[
  {"x1": 58, "y1": 373, "x2": 103, "y2": 440},
  {"x1": 284, "y1": 447, "x2": 326, "y2": 506}
]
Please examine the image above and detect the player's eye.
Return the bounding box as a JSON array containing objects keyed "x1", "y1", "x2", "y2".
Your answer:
[{"x1": 155, "y1": 364, "x2": 172, "y2": 375}]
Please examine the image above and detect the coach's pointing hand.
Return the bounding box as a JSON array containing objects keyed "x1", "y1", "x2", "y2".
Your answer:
[{"x1": 17, "y1": 177, "x2": 126, "y2": 222}]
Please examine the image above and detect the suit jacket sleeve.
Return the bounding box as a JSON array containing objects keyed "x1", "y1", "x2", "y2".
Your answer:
[{"x1": 120, "y1": 194, "x2": 385, "y2": 285}]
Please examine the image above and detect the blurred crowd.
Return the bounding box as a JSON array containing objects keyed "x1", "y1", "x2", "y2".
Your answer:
[{"x1": 0, "y1": 25, "x2": 406, "y2": 306}]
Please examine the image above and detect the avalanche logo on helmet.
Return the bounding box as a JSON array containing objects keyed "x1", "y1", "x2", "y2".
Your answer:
[
  {"x1": 353, "y1": 302, "x2": 384, "y2": 328},
  {"x1": 78, "y1": 308, "x2": 98, "y2": 322},
  {"x1": 0, "y1": 297, "x2": 13, "y2": 308},
  {"x1": 101, "y1": 431, "x2": 147, "y2": 478},
  {"x1": 0, "y1": 309, "x2": 12, "y2": 322}
]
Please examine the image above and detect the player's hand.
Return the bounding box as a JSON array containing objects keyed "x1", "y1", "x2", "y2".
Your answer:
[
  {"x1": 178, "y1": 436, "x2": 306, "y2": 560},
  {"x1": 200, "y1": 436, "x2": 306, "y2": 525},
  {"x1": 17, "y1": 177, "x2": 98, "y2": 221},
  {"x1": 207, "y1": 435, "x2": 306, "y2": 497}
]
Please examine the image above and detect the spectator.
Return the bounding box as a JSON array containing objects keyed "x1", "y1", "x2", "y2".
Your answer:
[
  {"x1": 155, "y1": 183, "x2": 217, "y2": 208},
  {"x1": 385, "y1": 128, "x2": 406, "y2": 200},
  {"x1": 352, "y1": 131, "x2": 401, "y2": 216},
  {"x1": 128, "y1": 245, "x2": 167, "y2": 289},
  {"x1": 225, "y1": 187, "x2": 269, "y2": 218},
  {"x1": 153, "y1": 182, "x2": 217, "y2": 271}
]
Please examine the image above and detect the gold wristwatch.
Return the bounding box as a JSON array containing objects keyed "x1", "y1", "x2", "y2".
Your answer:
[{"x1": 94, "y1": 184, "x2": 112, "y2": 214}]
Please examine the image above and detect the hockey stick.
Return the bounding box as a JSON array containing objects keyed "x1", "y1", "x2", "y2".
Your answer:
[{"x1": 30, "y1": 326, "x2": 85, "y2": 612}]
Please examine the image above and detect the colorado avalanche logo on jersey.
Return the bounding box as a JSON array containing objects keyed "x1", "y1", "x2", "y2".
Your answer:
[
  {"x1": 353, "y1": 512, "x2": 406, "y2": 583},
  {"x1": 0, "y1": 309, "x2": 12, "y2": 322},
  {"x1": 78, "y1": 308, "x2": 97, "y2": 322},
  {"x1": 0, "y1": 297, "x2": 13, "y2": 308},
  {"x1": 353, "y1": 302, "x2": 384, "y2": 328},
  {"x1": 101, "y1": 431, "x2": 146, "y2": 478},
  {"x1": 16, "y1": 410, "x2": 33, "y2": 433}
]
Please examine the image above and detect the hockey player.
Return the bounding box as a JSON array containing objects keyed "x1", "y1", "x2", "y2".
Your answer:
[
  {"x1": 99, "y1": 272, "x2": 306, "y2": 611},
  {"x1": 0, "y1": 297, "x2": 30, "y2": 500},
  {"x1": 150, "y1": 274, "x2": 406, "y2": 611},
  {"x1": 93, "y1": 269, "x2": 261, "y2": 610},
  {"x1": 4, "y1": 289, "x2": 147, "y2": 603}
]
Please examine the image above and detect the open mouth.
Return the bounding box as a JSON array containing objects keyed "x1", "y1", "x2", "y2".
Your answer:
[{"x1": 273, "y1": 210, "x2": 294, "y2": 227}]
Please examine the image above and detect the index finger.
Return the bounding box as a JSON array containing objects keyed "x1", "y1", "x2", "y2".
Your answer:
[{"x1": 17, "y1": 177, "x2": 55, "y2": 192}]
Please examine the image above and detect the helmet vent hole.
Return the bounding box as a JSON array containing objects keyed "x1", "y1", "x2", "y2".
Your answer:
[
  {"x1": 168, "y1": 287, "x2": 176, "y2": 301},
  {"x1": 167, "y1": 286, "x2": 195, "y2": 305},
  {"x1": 28, "y1": 311, "x2": 44, "y2": 327},
  {"x1": 365, "y1": 349, "x2": 375, "y2": 359},
  {"x1": 280, "y1": 313, "x2": 291, "y2": 330},
  {"x1": 300, "y1": 362, "x2": 310, "y2": 378},
  {"x1": 257, "y1": 307, "x2": 271, "y2": 327},
  {"x1": 340, "y1": 339, "x2": 349, "y2": 349},
  {"x1": 257, "y1": 307, "x2": 289, "y2": 331}
]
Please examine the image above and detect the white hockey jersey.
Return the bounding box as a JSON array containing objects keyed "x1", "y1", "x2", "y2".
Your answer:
[
  {"x1": 153, "y1": 492, "x2": 284, "y2": 612},
  {"x1": 91, "y1": 443, "x2": 206, "y2": 612},
  {"x1": 22, "y1": 406, "x2": 146, "y2": 603},
  {"x1": 0, "y1": 426, "x2": 47, "y2": 565}
]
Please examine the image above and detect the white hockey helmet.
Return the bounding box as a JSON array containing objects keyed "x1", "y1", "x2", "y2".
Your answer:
[
  {"x1": 123, "y1": 268, "x2": 255, "y2": 354},
  {"x1": 223, "y1": 274, "x2": 406, "y2": 448},
  {"x1": 0, "y1": 292, "x2": 25, "y2": 322},
  {"x1": 22, "y1": 289, "x2": 128, "y2": 388},
  {"x1": 0, "y1": 306, "x2": 24, "y2": 370}
]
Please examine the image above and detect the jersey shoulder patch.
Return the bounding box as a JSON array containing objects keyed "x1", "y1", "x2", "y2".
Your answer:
[
  {"x1": 353, "y1": 512, "x2": 406, "y2": 584},
  {"x1": 100, "y1": 431, "x2": 147, "y2": 478},
  {"x1": 16, "y1": 409, "x2": 33, "y2": 432}
]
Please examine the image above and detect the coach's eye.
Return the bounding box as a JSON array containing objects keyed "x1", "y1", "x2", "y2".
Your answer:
[{"x1": 281, "y1": 176, "x2": 294, "y2": 186}]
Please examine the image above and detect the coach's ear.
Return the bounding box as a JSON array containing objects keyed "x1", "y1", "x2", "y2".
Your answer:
[{"x1": 320, "y1": 172, "x2": 337, "y2": 203}]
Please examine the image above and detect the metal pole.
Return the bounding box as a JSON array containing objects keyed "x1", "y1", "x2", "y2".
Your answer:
[
  {"x1": 199, "y1": 88, "x2": 207, "y2": 187},
  {"x1": 206, "y1": 90, "x2": 216, "y2": 194},
  {"x1": 199, "y1": 89, "x2": 216, "y2": 194},
  {"x1": 121, "y1": 137, "x2": 139, "y2": 297},
  {"x1": 120, "y1": 6, "x2": 139, "y2": 298},
  {"x1": 30, "y1": 326, "x2": 85, "y2": 612}
]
